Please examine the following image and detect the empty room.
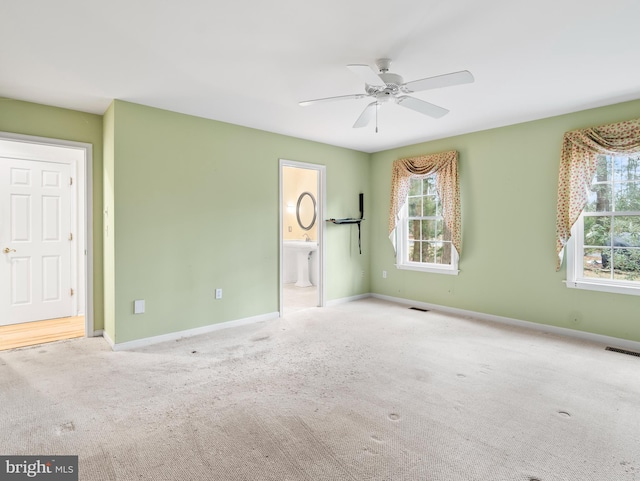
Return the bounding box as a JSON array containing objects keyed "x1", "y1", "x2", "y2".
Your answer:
[{"x1": 1, "y1": 0, "x2": 639, "y2": 480}]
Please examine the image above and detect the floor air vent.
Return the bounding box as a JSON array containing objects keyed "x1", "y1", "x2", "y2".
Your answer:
[
  {"x1": 605, "y1": 346, "x2": 640, "y2": 357},
  {"x1": 409, "y1": 307, "x2": 429, "y2": 312}
]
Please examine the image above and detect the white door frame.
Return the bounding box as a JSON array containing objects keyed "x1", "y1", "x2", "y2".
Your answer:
[
  {"x1": 0, "y1": 131, "x2": 94, "y2": 337},
  {"x1": 279, "y1": 159, "x2": 326, "y2": 316}
]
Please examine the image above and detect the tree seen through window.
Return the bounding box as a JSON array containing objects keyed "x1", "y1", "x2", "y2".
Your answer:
[
  {"x1": 582, "y1": 154, "x2": 640, "y2": 281},
  {"x1": 406, "y1": 176, "x2": 452, "y2": 266}
]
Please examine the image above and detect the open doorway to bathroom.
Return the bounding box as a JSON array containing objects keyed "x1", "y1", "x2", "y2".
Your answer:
[{"x1": 279, "y1": 159, "x2": 325, "y2": 317}]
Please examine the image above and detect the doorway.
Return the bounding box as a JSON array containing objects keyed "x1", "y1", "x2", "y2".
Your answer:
[
  {"x1": 279, "y1": 159, "x2": 325, "y2": 316},
  {"x1": 0, "y1": 132, "x2": 93, "y2": 349}
]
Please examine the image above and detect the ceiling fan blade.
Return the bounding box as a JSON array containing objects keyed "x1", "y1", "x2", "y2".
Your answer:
[
  {"x1": 347, "y1": 64, "x2": 386, "y2": 87},
  {"x1": 403, "y1": 70, "x2": 474, "y2": 93},
  {"x1": 299, "y1": 93, "x2": 367, "y2": 107},
  {"x1": 397, "y1": 96, "x2": 449, "y2": 118},
  {"x1": 353, "y1": 101, "x2": 378, "y2": 128}
]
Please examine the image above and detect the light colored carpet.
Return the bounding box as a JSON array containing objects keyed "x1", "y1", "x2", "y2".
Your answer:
[{"x1": 1, "y1": 298, "x2": 639, "y2": 480}]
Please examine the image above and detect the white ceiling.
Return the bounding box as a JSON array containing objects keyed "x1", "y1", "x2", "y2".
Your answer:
[{"x1": 2, "y1": 0, "x2": 639, "y2": 153}]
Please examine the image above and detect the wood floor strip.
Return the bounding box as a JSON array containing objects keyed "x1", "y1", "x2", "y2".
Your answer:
[{"x1": 0, "y1": 316, "x2": 84, "y2": 351}]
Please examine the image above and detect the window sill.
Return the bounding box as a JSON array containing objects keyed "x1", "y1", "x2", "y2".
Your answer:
[
  {"x1": 564, "y1": 279, "x2": 640, "y2": 297},
  {"x1": 396, "y1": 263, "x2": 459, "y2": 276}
]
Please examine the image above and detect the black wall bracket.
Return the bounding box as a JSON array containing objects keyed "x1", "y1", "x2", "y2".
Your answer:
[{"x1": 327, "y1": 193, "x2": 364, "y2": 254}]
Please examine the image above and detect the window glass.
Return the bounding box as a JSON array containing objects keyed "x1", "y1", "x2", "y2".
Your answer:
[
  {"x1": 397, "y1": 175, "x2": 458, "y2": 273},
  {"x1": 570, "y1": 154, "x2": 640, "y2": 292}
]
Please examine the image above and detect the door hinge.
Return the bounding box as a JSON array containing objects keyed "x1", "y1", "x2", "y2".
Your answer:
[
  {"x1": 70, "y1": 288, "x2": 74, "y2": 296},
  {"x1": 70, "y1": 177, "x2": 73, "y2": 186},
  {"x1": 69, "y1": 233, "x2": 73, "y2": 241}
]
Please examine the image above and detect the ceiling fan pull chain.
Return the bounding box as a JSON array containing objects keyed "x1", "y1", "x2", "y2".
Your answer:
[{"x1": 375, "y1": 101, "x2": 379, "y2": 133}]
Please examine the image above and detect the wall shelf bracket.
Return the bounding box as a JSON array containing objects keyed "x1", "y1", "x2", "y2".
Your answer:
[{"x1": 326, "y1": 193, "x2": 364, "y2": 254}]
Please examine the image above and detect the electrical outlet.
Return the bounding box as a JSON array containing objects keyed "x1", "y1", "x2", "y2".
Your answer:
[
  {"x1": 215, "y1": 288, "x2": 222, "y2": 299},
  {"x1": 382, "y1": 270, "x2": 387, "y2": 278},
  {"x1": 361, "y1": 270, "x2": 365, "y2": 278},
  {"x1": 134, "y1": 299, "x2": 145, "y2": 314}
]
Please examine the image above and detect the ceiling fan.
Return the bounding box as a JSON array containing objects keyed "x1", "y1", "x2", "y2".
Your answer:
[{"x1": 299, "y1": 58, "x2": 474, "y2": 130}]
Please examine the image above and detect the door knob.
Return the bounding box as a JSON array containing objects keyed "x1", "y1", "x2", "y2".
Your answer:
[{"x1": 3, "y1": 248, "x2": 16, "y2": 254}]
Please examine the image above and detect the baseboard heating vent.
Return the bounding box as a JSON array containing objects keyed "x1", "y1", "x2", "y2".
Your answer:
[
  {"x1": 409, "y1": 307, "x2": 429, "y2": 312},
  {"x1": 605, "y1": 346, "x2": 640, "y2": 357}
]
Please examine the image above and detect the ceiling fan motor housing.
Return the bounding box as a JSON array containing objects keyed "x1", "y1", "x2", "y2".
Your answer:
[{"x1": 366, "y1": 72, "x2": 404, "y2": 98}]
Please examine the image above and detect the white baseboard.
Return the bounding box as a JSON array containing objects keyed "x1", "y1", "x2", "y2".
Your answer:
[
  {"x1": 100, "y1": 294, "x2": 640, "y2": 353},
  {"x1": 92, "y1": 329, "x2": 103, "y2": 337},
  {"x1": 326, "y1": 293, "x2": 371, "y2": 307},
  {"x1": 102, "y1": 330, "x2": 115, "y2": 348},
  {"x1": 105, "y1": 312, "x2": 280, "y2": 351},
  {"x1": 370, "y1": 293, "x2": 640, "y2": 352}
]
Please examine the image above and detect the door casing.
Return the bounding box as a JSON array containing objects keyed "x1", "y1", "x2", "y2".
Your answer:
[
  {"x1": 0, "y1": 132, "x2": 94, "y2": 336},
  {"x1": 279, "y1": 159, "x2": 326, "y2": 316}
]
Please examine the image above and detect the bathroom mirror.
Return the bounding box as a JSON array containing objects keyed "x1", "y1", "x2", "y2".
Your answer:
[{"x1": 296, "y1": 192, "x2": 317, "y2": 231}]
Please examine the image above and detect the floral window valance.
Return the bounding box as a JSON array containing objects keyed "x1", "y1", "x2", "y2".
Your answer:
[
  {"x1": 389, "y1": 150, "x2": 461, "y2": 254},
  {"x1": 555, "y1": 118, "x2": 640, "y2": 270}
]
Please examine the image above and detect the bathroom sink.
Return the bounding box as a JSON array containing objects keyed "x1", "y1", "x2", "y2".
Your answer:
[
  {"x1": 283, "y1": 240, "x2": 318, "y2": 287},
  {"x1": 284, "y1": 240, "x2": 318, "y2": 250}
]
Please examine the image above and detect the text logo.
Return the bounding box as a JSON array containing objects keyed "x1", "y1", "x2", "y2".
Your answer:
[{"x1": 0, "y1": 456, "x2": 78, "y2": 480}]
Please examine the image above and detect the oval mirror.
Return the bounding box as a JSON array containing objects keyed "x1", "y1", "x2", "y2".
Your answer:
[{"x1": 296, "y1": 192, "x2": 317, "y2": 231}]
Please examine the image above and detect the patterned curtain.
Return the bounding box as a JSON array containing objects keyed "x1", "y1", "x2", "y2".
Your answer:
[
  {"x1": 389, "y1": 150, "x2": 461, "y2": 254},
  {"x1": 555, "y1": 118, "x2": 640, "y2": 270}
]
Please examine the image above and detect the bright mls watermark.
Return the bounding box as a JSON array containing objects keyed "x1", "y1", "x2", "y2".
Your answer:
[{"x1": 0, "y1": 456, "x2": 77, "y2": 480}]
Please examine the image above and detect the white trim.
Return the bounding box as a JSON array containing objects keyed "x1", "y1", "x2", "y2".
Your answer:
[
  {"x1": 0, "y1": 132, "x2": 94, "y2": 336},
  {"x1": 93, "y1": 329, "x2": 103, "y2": 337},
  {"x1": 396, "y1": 263, "x2": 460, "y2": 275},
  {"x1": 102, "y1": 330, "x2": 115, "y2": 348},
  {"x1": 370, "y1": 293, "x2": 640, "y2": 352},
  {"x1": 395, "y1": 193, "x2": 459, "y2": 275},
  {"x1": 106, "y1": 311, "x2": 280, "y2": 351},
  {"x1": 103, "y1": 293, "x2": 640, "y2": 353},
  {"x1": 279, "y1": 159, "x2": 326, "y2": 317},
  {"x1": 326, "y1": 293, "x2": 371, "y2": 307},
  {"x1": 564, "y1": 279, "x2": 640, "y2": 296},
  {"x1": 566, "y1": 216, "x2": 640, "y2": 297}
]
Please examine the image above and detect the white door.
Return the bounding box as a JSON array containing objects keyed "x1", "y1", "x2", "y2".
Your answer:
[{"x1": 0, "y1": 157, "x2": 72, "y2": 325}]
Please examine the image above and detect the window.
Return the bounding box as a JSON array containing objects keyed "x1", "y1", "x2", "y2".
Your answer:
[
  {"x1": 396, "y1": 175, "x2": 459, "y2": 274},
  {"x1": 389, "y1": 150, "x2": 461, "y2": 274},
  {"x1": 567, "y1": 154, "x2": 640, "y2": 295}
]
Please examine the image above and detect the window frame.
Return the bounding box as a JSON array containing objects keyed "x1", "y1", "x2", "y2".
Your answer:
[
  {"x1": 565, "y1": 154, "x2": 640, "y2": 296},
  {"x1": 395, "y1": 175, "x2": 459, "y2": 275}
]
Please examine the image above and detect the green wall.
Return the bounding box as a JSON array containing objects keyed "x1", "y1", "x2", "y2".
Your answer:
[
  {"x1": 106, "y1": 101, "x2": 370, "y2": 343},
  {"x1": 0, "y1": 98, "x2": 104, "y2": 331},
  {"x1": 3, "y1": 95, "x2": 638, "y2": 345},
  {"x1": 370, "y1": 98, "x2": 640, "y2": 342}
]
